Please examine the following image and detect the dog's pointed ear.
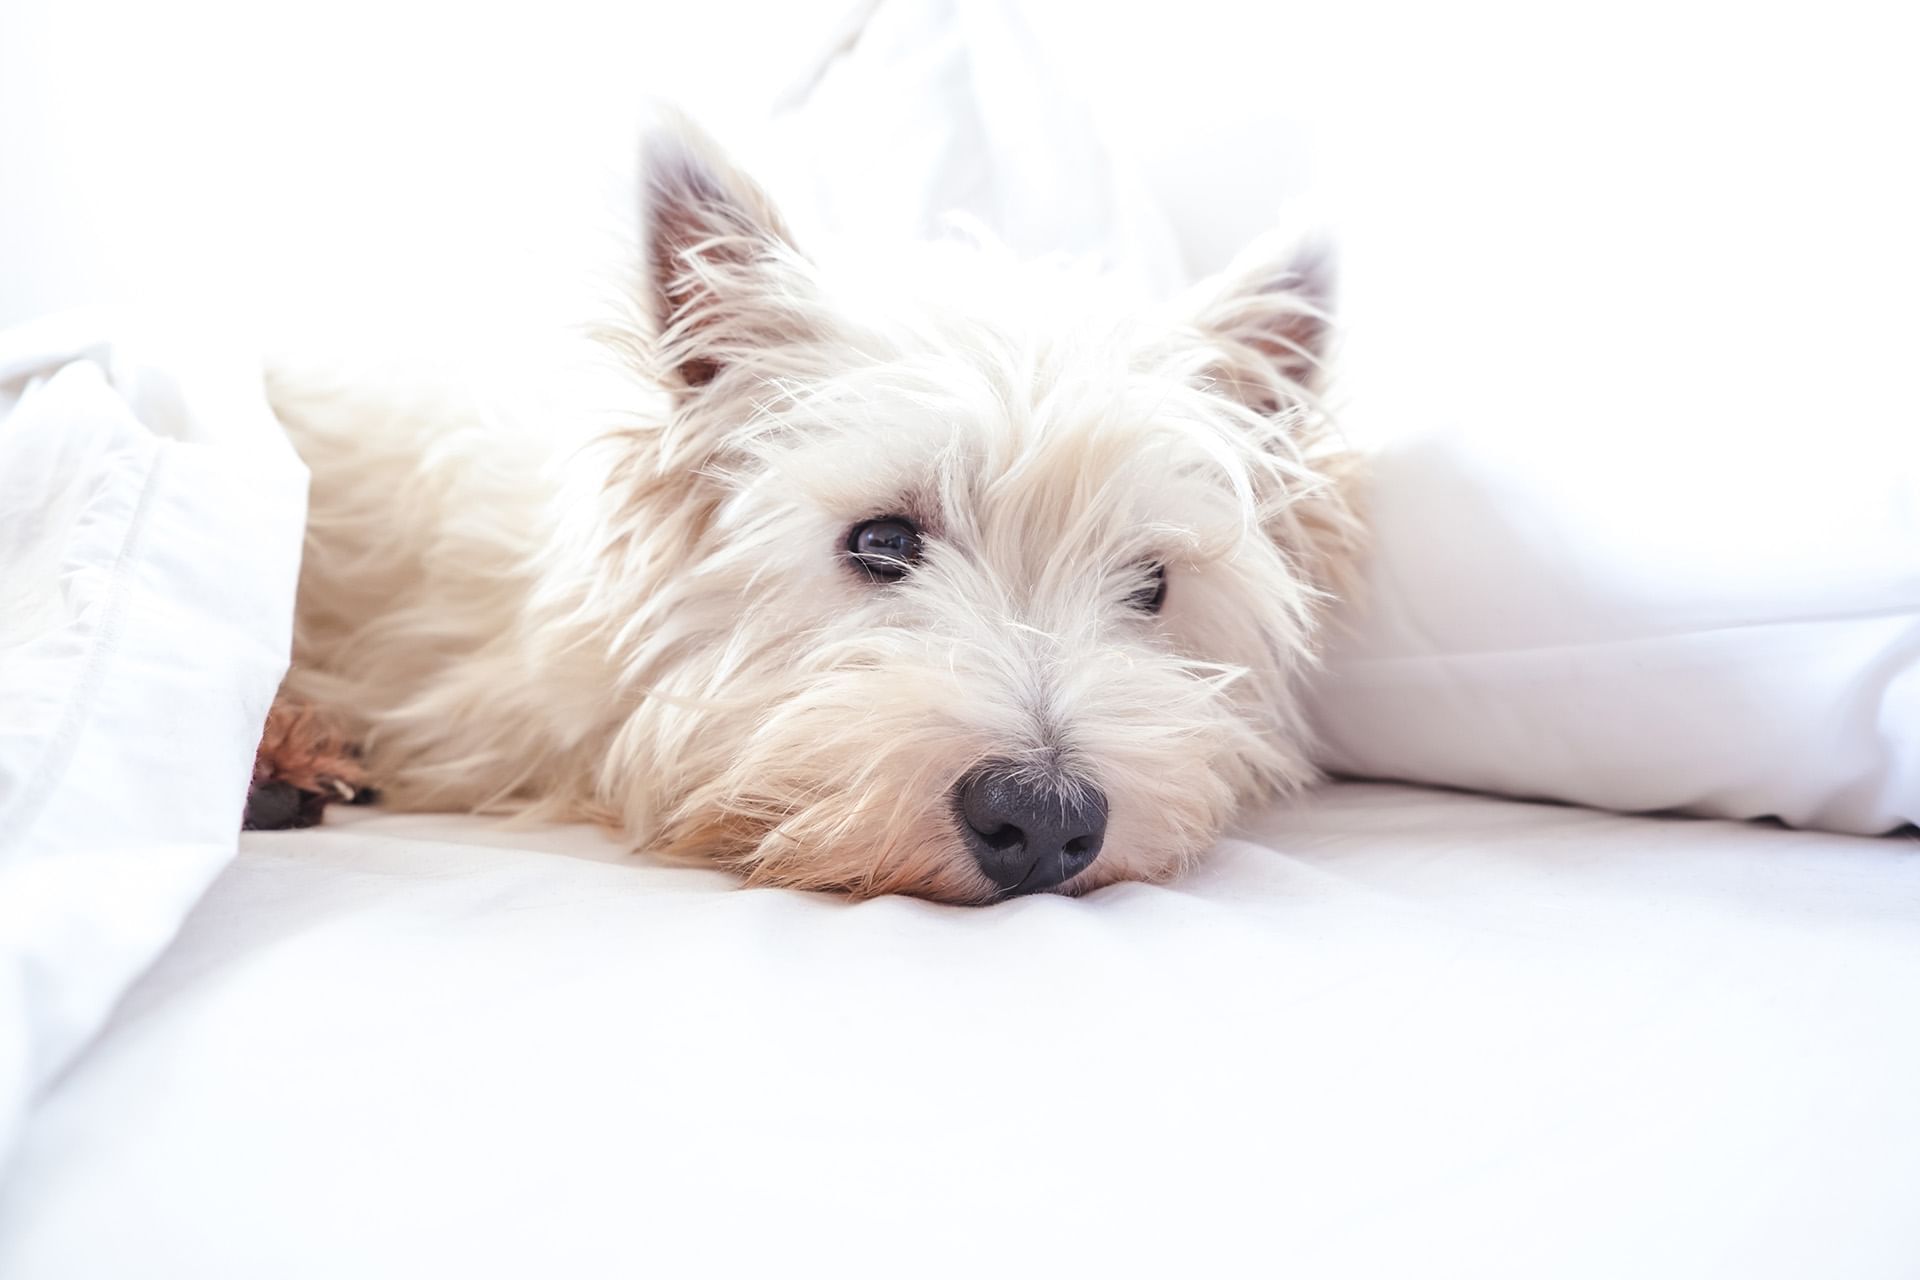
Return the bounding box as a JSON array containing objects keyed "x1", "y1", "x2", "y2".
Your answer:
[
  {"x1": 1183, "y1": 234, "x2": 1335, "y2": 412},
  {"x1": 639, "y1": 114, "x2": 812, "y2": 392},
  {"x1": 1181, "y1": 235, "x2": 1360, "y2": 596}
]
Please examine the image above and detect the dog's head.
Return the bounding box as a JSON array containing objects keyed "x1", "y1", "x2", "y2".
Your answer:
[{"x1": 585, "y1": 119, "x2": 1358, "y2": 902}]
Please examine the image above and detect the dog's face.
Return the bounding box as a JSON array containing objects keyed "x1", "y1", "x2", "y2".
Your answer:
[{"x1": 585, "y1": 122, "x2": 1357, "y2": 902}]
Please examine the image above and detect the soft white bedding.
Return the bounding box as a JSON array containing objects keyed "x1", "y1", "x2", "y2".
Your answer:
[
  {"x1": 0, "y1": 313, "x2": 303, "y2": 1171},
  {"x1": 1, "y1": 784, "x2": 1914, "y2": 1277},
  {"x1": 4, "y1": 5, "x2": 1918, "y2": 1274}
]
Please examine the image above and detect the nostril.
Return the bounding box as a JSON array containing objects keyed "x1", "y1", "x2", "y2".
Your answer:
[{"x1": 977, "y1": 822, "x2": 1024, "y2": 852}]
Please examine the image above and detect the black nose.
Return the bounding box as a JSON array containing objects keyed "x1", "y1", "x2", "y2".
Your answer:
[{"x1": 953, "y1": 762, "x2": 1109, "y2": 896}]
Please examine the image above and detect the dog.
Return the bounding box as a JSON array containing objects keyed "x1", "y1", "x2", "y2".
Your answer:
[{"x1": 254, "y1": 115, "x2": 1361, "y2": 903}]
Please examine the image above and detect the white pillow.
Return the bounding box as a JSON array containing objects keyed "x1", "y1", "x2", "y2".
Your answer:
[
  {"x1": 1304, "y1": 416, "x2": 1920, "y2": 834},
  {"x1": 0, "y1": 312, "x2": 306, "y2": 1164},
  {"x1": 1285, "y1": 10, "x2": 1920, "y2": 835}
]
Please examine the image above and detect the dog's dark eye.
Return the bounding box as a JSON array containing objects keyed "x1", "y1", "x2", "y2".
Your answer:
[
  {"x1": 847, "y1": 516, "x2": 923, "y2": 581},
  {"x1": 1131, "y1": 563, "x2": 1168, "y2": 613}
]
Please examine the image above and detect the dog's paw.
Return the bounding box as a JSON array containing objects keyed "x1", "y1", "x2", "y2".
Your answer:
[
  {"x1": 242, "y1": 779, "x2": 329, "y2": 831},
  {"x1": 245, "y1": 699, "x2": 373, "y2": 831}
]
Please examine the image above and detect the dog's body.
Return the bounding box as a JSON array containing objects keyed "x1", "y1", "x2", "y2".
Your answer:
[{"x1": 265, "y1": 118, "x2": 1360, "y2": 903}]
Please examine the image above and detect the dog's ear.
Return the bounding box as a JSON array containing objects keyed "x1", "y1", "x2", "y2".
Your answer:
[
  {"x1": 1183, "y1": 234, "x2": 1334, "y2": 412},
  {"x1": 638, "y1": 114, "x2": 813, "y2": 392},
  {"x1": 1181, "y1": 235, "x2": 1362, "y2": 596}
]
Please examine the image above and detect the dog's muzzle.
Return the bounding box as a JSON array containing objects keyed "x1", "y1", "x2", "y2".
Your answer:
[{"x1": 953, "y1": 762, "x2": 1108, "y2": 896}]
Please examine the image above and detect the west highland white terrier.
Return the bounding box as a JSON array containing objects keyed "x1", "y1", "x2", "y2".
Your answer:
[{"x1": 252, "y1": 116, "x2": 1361, "y2": 903}]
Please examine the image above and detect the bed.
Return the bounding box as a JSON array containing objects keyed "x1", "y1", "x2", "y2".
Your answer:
[
  {"x1": 3, "y1": 784, "x2": 1918, "y2": 1276},
  {"x1": 3, "y1": 1, "x2": 1917, "y2": 1274}
]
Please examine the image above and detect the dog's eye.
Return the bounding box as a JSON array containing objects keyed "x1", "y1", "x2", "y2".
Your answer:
[
  {"x1": 847, "y1": 516, "x2": 923, "y2": 581},
  {"x1": 1131, "y1": 563, "x2": 1168, "y2": 613}
]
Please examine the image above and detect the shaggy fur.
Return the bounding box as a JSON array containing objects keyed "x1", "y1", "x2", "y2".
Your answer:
[{"x1": 265, "y1": 115, "x2": 1360, "y2": 902}]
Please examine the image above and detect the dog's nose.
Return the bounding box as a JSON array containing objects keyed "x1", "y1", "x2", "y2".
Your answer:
[{"x1": 953, "y1": 763, "x2": 1109, "y2": 896}]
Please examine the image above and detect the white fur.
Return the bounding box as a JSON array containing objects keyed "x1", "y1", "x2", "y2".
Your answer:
[{"x1": 272, "y1": 117, "x2": 1359, "y2": 903}]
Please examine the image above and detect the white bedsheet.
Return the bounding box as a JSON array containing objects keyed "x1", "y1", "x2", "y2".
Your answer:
[{"x1": 2, "y1": 783, "x2": 1914, "y2": 1277}]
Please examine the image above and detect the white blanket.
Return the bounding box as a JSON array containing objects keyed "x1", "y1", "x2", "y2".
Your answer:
[
  {"x1": 2, "y1": 784, "x2": 1915, "y2": 1277},
  {"x1": 0, "y1": 313, "x2": 305, "y2": 1168}
]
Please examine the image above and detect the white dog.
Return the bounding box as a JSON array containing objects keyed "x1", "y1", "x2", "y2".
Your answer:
[{"x1": 257, "y1": 115, "x2": 1360, "y2": 902}]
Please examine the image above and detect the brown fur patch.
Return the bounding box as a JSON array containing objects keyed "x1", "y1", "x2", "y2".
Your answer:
[{"x1": 245, "y1": 698, "x2": 370, "y2": 829}]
